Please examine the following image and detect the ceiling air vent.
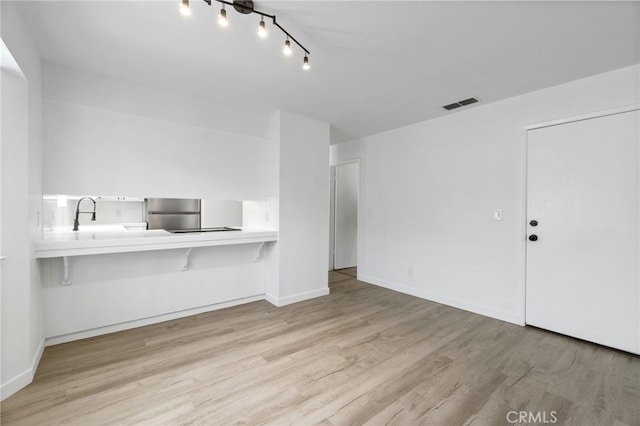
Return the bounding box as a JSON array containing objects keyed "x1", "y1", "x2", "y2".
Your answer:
[
  {"x1": 443, "y1": 97, "x2": 479, "y2": 111},
  {"x1": 443, "y1": 102, "x2": 462, "y2": 111}
]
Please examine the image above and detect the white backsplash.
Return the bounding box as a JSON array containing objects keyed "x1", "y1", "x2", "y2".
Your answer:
[
  {"x1": 43, "y1": 196, "x2": 262, "y2": 231},
  {"x1": 201, "y1": 199, "x2": 242, "y2": 228},
  {"x1": 43, "y1": 196, "x2": 145, "y2": 231}
]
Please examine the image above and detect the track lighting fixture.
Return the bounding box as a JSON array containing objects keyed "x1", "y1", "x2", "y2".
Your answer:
[
  {"x1": 257, "y1": 17, "x2": 267, "y2": 38},
  {"x1": 178, "y1": 0, "x2": 311, "y2": 70},
  {"x1": 179, "y1": 0, "x2": 191, "y2": 16},
  {"x1": 218, "y1": 4, "x2": 228, "y2": 26},
  {"x1": 283, "y1": 38, "x2": 292, "y2": 56}
]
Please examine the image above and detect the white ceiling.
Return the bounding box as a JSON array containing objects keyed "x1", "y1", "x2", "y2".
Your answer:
[{"x1": 14, "y1": 1, "x2": 640, "y2": 143}]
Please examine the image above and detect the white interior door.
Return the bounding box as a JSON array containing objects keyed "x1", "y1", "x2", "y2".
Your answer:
[
  {"x1": 334, "y1": 162, "x2": 359, "y2": 270},
  {"x1": 526, "y1": 109, "x2": 640, "y2": 354}
]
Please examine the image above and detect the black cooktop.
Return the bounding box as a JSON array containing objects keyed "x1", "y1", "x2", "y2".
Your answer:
[{"x1": 169, "y1": 227, "x2": 241, "y2": 234}]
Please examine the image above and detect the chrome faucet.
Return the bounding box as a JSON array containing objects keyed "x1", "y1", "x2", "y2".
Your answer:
[{"x1": 72, "y1": 197, "x2": 97, "y2": 231}]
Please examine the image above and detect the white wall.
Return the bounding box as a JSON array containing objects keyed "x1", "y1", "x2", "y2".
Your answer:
[
  {"x1": 279, "y1": 112, "x2": 330, "y2": 301},
  {"x1": 43, "y1": 101, "x2": 266, "y2": 200},
  {"x1": 1, "y1": 2, "x2": 45, "y2": 400},
  {"x1": 41, "y1": 245, "x2": 266, "y2": 343},
  {"x1": 331, "y1": 64, "x2": 640, "y2": 325},
  {"x1": 1, "y1": 52, "x2": 31, "y2": 400},
  {"x1": 43, "y1": 63, "x2": 268, "y2": 140},
  {"x1": 266, "y1": 111, "x2": 330, "y2": 305},
  {"x1": 264, "y1": 113, "x2": 281, "y2": 300},
  {"x1": 42, "y1": 63, "x2": 269, "y2": 200}
]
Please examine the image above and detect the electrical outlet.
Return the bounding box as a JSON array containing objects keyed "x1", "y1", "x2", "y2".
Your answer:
[
  {"x1": 408, "y1": 267, "x2": 414, "y2": 278},
  {"x1": 494, "y1": 209, "x2": 503, "y2": 221}
]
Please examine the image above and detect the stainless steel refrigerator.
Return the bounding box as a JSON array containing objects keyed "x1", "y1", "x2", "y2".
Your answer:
[{"x1": 145, "y1": 198, "x2": 201, "y2": 231}]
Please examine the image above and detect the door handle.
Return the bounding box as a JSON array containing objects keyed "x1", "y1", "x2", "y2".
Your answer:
[
  {"x1": 528, "y1": 234, "x2": 538, "y2": 241},
  {"x1": 529, "y1": 220, "x2": 538, "y2": 227}
]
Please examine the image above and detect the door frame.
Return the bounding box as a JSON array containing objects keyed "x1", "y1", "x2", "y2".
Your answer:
[
  {"x1": 520, "y1": 104, "x2": 640, "y2": 326},
  {"x1": 330, "y1": 159, "x2": 361, "y2": 272}
]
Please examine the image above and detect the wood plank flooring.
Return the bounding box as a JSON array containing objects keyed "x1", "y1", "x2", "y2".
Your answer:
[{"x1": 2, "y1": 270, "x2": 639, "y2": 425}]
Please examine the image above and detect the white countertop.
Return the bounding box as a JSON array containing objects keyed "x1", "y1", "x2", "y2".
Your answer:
[{"x1": 36, "y1": 225, "x2": 278, "y2": 258}]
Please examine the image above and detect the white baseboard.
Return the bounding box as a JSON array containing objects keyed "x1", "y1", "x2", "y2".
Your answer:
[
  {"x1": 358, "y1": 274, "x2": 521, "y2": 325},
  {"x1": 47, "y1": 288, "x2": 329, "y2": 345},
  {"x1": 1, "y1": 338, "x2": 45, "y2": 401},
  {"x1": 45, "y1": 295, "x2": 265, "y2": 346},
  {"x1": 265, "y1": 287, "x2": 330, "y2": 307},
  {"x1": 265, "y1": 293, "x2": 279, "y2": 306}
]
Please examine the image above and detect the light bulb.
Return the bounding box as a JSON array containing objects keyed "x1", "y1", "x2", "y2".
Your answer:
[
  {"x1": 283, "y1": 39, "x2": 292, "y2": 56},
  {"x1": 302, "y1": 55, "x2": 310, "y2": 70},
  {"x1": 218, "y1": 7, "x2": 228, "y2": 26},
  {"x1": 179, "y1": 0, "x2": 191, "y2": 16},
  {"x1": 258, "y1": 18, "x2": 267, "y2": 38}
]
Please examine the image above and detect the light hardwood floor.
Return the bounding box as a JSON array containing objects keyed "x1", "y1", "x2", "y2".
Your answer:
[{"x1": 2, "y1": 271, "x2": 639, "y2": 425}]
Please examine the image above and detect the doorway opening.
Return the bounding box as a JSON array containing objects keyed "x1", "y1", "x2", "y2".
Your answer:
[{"x1": 330, "y1": 161, "x2": 360, "y2": 276}]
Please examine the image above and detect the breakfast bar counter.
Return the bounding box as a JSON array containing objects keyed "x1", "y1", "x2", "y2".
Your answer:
[{"x1": 36, "y1": 225, "x2": 278, "y2": 258}]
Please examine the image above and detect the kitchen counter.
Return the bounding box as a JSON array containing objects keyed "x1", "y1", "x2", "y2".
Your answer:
[
  {"x1": 38, "y1": 223, "x2": 277, "y2": 339},
  {"x1": 36, "y1": 225, "x2": 278, "y2": 258}
]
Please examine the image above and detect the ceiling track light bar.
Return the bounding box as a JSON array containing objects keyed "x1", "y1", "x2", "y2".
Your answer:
[{"x1": 201, "y1": 0, "x2": 310, "y2": 56}]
